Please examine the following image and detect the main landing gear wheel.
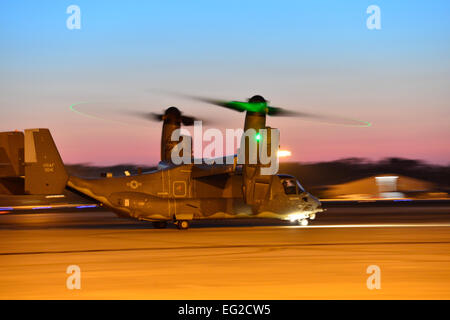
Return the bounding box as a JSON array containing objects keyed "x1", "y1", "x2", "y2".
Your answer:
[
  {"x1": 152, "y1": 221, "x2": 168, "y2": 229},
  {"x1": 299, "y1": 219, "x2": 309, "y2": 226},
  {"x1": 177, "y1": 220, "x2": 190, "y2": 230}
]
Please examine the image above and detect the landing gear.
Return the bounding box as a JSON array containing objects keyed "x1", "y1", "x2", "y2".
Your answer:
[
  {"x1": 152, "y1": 221, "x2": 167, "y2": 229},
  {"x1": 309, "y1": 213, "x2": 316, "y2": 220},
  {"x1": 299, "y1": 218, "x2": 309, "y2": 226},
  {"x1": 177, "y1": 220, "x2": 190, "y2": 230}
]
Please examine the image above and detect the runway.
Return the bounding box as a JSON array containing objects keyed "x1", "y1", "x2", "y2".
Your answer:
[{"x1": 0, "y1": 204, "x2": 449, "y2": 299}]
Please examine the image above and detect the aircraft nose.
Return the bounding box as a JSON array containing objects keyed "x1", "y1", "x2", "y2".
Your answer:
[{"x1": 307, "y1": 193, "x2": 321, "y2": 210}]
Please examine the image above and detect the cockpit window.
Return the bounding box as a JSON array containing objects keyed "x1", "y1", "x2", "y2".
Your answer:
[
  {"x1": 296, "y1": 181, "x2": 305, "y2": 193},
  {"x1": 282, "y1": 178, "x2": 298, "y2": 195}
]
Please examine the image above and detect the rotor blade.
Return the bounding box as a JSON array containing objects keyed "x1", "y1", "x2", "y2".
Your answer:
[
  {"x1": 194, "y1": 97, "x2": 370, "y2": 126},
  {"x1": 127, "y1": 111, "x2": 163, "y2": 121},
  {"x1": 189, "y1": 96, "x2": 271, "y2": 113},
  {"x1": 186, "y1": 96, "x2": 248, "y2": 112},
  {"x1": 128, "y1": 110, "x2": 207, "y2": 126},
  {"x1": 150, "y1": 113, "x2": 164, "y2": 121},
  {"x1": 267, "y1": 107, "x2": 371, "y2": 127},
  {"x1": 181, "y1": 115, "x2": 196, "y2": 126},
  {"x1": 148, "y1": 91, "x2": 371, "y2": 127}
]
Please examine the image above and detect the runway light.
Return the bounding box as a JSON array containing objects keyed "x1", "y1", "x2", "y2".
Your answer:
[
  {"x1": 45, "y1": 195, "x2": 65, "y2": 199},
  {"x1": 277, "y1": 150, "x2": 292, "y2": 157},
  {"x1": 0, "y1": 207, "x2": 13, "y2": 211},
  {"x1": 375, "y1": 176, "x2": 399, "y2": 180},
  {"x1": 76, "y1": 205, "x2": 98, "y2": 209}
]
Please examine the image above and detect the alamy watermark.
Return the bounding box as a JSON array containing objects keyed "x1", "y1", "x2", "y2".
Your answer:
[
  {"x1": 366, "y1": 265, "x2": 381, "y2": 290},
  {"x1": 366, "y1": 5, "x2": 381, "y2": 30},
  {"x1": 66, "y1": 265, "x2": 81, "y2": 289},
  {"x1": 170, "y1": 122, "x2": 280, "y2": 175},
  {"x1": 66, "y1": 5, "x2": 81, "y2": 30}
]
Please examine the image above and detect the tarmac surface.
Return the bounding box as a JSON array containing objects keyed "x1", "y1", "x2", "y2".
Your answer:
[{"x1": 0, "y1": 203, "x2": 449, "y2": 299}]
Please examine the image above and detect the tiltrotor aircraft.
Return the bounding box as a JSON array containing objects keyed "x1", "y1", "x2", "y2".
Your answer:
[{"x1": 6, "y1": 95, "x2": 333, "y2": 229}]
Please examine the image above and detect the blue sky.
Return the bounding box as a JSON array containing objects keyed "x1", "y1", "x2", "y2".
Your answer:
[{"x1": 1, "y1": 1, "x2": 449, "y2": 165}]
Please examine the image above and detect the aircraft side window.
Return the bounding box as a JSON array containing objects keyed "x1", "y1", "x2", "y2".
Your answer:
[{"x1": 282, "y1": 178, "x2": 297, "y2": 195}]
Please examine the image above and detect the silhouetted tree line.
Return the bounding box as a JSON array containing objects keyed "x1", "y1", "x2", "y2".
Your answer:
[
  {"x1": 65, "y1": 157, "x2": 450, "y2": 192},
  {"x1": 279, "y1": 158, "x2": 449, "y2": 193},
  {"x1": 66, "y1": 163, "x2": 157, "y2": 178}
]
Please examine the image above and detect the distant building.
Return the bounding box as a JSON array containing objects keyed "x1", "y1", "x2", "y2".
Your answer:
[{"x1": 323, "y1": 174, "x2": 439, "y2": 199}]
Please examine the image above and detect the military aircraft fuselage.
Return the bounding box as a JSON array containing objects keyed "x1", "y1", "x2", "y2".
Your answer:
[{"x1": 68, "y1": 163, "x2": 321, "y2": 222}]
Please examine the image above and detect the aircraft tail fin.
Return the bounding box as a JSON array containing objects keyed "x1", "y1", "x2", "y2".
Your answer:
[
  {"x1": 0, "y1": 131, "x2": 24, "y2": 177},
  {"x1": 24, "y1": 128, "x2": 68, "y2": 195}
]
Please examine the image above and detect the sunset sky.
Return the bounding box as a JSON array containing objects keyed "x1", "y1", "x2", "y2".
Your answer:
[{"x1": 1, "y1": 0, "x2": 449, "y2": 165}]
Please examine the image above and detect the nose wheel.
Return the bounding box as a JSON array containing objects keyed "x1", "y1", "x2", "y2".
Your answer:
[{"x1": 177, "y1": 220, "x2": 190, "y2": 230}]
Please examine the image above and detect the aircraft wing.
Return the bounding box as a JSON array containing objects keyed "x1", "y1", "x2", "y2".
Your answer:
[
  {"x1": 191, "y1": 163, "x2": 236, "y2": 178},
  {"x1": 190, "y1": 154, "x2": 239, "y2": 178}
]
